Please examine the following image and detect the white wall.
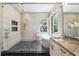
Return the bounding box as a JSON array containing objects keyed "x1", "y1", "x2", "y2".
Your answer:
[
  {"x1": 47, "y1": 17, "x2": 50, "y2": 34},
  {"x1": 2, "y1": 4, "x2": 21, "y2": 50},
  {"x1": 63, "y1": 5, "x2": 79, "y2": 13},
  {"x1": 22, "y1": 12, "x2": 49, "y2": 41}
]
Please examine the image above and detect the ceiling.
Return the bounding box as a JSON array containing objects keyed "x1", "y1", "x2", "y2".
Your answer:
[
  {"x1": 12, "y1": 3, "x2": 79, "y2": 13},
  {"x1": 63, "y1": 4, "x2": 79, "y2": 12},
  {"x1": 13, "y1": 4, "x2": 55, "y2": 12}
]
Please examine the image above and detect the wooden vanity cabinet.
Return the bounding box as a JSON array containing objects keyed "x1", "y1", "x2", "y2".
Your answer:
[{"x1": 50, "y1": 39, "x2": 74, "y2": 56}]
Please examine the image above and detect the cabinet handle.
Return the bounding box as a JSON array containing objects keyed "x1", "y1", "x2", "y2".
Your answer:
[{"x1": 60, "y1": 49, "x2": 66, "y2": 54}]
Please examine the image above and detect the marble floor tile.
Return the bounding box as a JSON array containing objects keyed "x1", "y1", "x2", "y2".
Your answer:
[
  {"x1": 7, "y1": 40, "x2": 48, "y2": 53},
  {"x1": 1, "y1": 40, "x2": 50, "y2": 56}
]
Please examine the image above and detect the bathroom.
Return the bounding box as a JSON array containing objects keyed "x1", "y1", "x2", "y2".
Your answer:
[
  {"x1": 0, "y1": 2, "x2": 79, "y2": 56},
  {"x1": 0, "y1": 3, "x2": 58, "y2": 56}
]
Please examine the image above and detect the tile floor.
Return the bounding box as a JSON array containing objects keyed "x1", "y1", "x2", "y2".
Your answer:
[{"x1": 1, "y1": 40, "x2": 49, "y2": 56}]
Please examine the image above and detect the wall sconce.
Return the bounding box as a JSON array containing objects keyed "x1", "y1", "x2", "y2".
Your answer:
[
  {"x1": 74, "y1": 22, "x2": 79, "y2": 27},
  {"x1": 68, "y1": 21, "x2": 79, "y2": 29},
  {"x1": 23, "y1": 19, "x2": 28, "y2": 30}
]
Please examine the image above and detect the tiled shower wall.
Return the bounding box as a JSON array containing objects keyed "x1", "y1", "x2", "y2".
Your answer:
[
  {"x1": 21, "y1": 12, "x2": 50, "y2": 41},
  {"x1": 2, "y1": 4, "x2": 21, "y2": 50}
]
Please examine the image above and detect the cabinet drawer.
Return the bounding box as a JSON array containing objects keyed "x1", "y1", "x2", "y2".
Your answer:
[{"x1": 59, "y1": 46, "x2": 73, "y2": 56}]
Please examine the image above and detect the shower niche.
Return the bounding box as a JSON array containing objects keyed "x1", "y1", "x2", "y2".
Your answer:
[{"x1": 12, "y1": 20, "x2": 18, "y2": 31}]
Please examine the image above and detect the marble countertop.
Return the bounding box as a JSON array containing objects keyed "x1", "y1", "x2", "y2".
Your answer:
[{"x1": 51, "y1": 38, "x2": 79, "y2": 56}]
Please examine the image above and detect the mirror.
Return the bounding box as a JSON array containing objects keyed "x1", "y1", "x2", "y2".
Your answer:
[
  {"x1": 51, "y1": 13, "x2": 58, "y2": 34},
  {"x1": 63, "y1": 4, "x2": 79, "y2": 39}
]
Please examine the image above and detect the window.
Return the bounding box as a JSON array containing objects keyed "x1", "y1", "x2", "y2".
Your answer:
[
  {"x1": 51, "y1": 13, "x2": 58, "y2": 34},
  {"x1": 40, "y1": 19, "x2": 47, "y2": 32}
]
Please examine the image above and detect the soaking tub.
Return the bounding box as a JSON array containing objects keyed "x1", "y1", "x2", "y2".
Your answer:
[{"x1": 38, "y1": 33, "x2": 51, "y2": 48}]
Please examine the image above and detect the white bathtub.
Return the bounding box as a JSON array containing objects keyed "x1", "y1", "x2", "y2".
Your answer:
[{"x1": 37, "y1": 33, "x2": 51, "y2": 48}]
